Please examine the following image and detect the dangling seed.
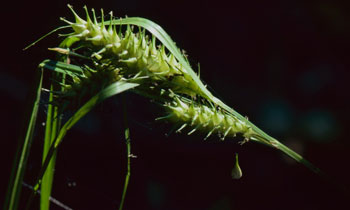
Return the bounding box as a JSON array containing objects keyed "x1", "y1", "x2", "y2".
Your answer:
[{"x1": 231, "y1": 153, "x2": 242, "y2": 179}]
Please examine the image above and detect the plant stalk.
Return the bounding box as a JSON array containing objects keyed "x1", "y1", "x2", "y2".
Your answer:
[
  {"x1": 3, "y1": 69, "x2": 43, "y2": 210},
  {"x1": 119, "y1": 97, "x2": 131, "y2": 210},
  {"x1": 25, "y1": 81, "x2": 138, "y2": 209}
]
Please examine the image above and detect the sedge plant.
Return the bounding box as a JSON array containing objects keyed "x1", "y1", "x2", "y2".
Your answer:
[{"x1": 4, "y1": 5, "x2": 325, "y2": 210}]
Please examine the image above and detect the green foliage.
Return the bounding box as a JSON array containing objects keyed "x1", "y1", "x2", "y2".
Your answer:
[
  {"x1": 4, "y1": 70, "x2": 43, "y2": 210},
  {"x1": 40, "y1": 84, "x2": 58, "y2": 210}
]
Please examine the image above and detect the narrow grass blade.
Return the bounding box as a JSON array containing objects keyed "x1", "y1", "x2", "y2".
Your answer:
[
  {"x1": 40, "y1": 58, "x2": 68, "y2": 210},
  {"x1": 39, "y1": 59, "x2": 83, "y2": 77},
  {"x1": 26, "y1": 80, "x2": 139, "y2": 209},
  {"x1": 3, "y1": 69, "x2": 43, "y2": 210},
  {"x1": 53, "y1": 80, "x2": 139, "y2": 147},
  {"x1": 40, "y1": 83, "x2": 60, "y2": 210},
  {"x1": 40, "y1": 84, "x2": 54, "y2": 210}
]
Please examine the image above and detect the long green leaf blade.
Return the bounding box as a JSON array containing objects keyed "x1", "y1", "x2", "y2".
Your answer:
[
  {"x1": 40, "y1": 84, "x2": 59, "y2": 210},
  {"x1": 39, "y1": 59, "x2": 83, "y2": 77},
  {"x1": 4, "y1": 69, "x2": 43, "y2": 210},
  {"x1": 54, "y1": 80, "x2": 140, "y2": 146},
  {"x1": 27, "y1": 79, "x2": 139, "y2": 209}
]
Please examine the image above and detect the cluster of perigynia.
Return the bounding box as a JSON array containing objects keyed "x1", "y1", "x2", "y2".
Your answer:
[{"x1": 55, "y1": 5, "x2": 253, "y2": 141}]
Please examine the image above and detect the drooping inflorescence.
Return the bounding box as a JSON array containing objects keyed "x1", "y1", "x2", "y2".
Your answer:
[
  {"x1": 51, "y1": 5, "x2": 255, "y2": 142},
  {"x1": 160, "y1": 93, "x2": 254, "y2": 141},
  {"x1": 60, "y1": 5, "x2": 200, "y2": 98}
]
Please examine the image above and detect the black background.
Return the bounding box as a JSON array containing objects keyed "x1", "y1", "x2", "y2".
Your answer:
[{"x1": 1, "y1": 0, "x2": 350, "y2": 209}]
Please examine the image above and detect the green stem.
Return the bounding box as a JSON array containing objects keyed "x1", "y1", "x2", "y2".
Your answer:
[
  {"x1": 40, "y1": 84, "x2": 58, "y2": 210},
  {"x1": 25, "y1": 80, "x2": 139, "y2": 209},
  {"x1": 119, "y1": 97, "x2": 131, "y2": 210},
  {"x1": 4, "y1": 69, "x2": 43, "y2": 210}
]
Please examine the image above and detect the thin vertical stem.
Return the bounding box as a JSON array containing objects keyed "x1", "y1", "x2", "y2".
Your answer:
[
  {"x1": 4, "y1": 69, "x2": 43, "y2": 210},
  {"x1": 40, "y1": 83, "x2": 57, "y2": 210},
  {"x1": 119, "y1": 96, "x2": 131, "y2": 210},
  {"x1": 41, "y1": 58, "x2": 66, "y2": 210}
]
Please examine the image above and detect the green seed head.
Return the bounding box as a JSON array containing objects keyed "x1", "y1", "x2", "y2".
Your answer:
[
  {"x1": 163, "y1": 94, "x2": 253, "y2": 140},
  {"x1": 60, "y1": 5, "x2": 202, "y2": 99},
  {"x1": 54, "y1": 6, "x2": 254, "y2": 142}
]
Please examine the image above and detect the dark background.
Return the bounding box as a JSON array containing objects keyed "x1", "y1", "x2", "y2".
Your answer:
[{"x1": 1, "y1": 0, "x2": 350, "y2": 209}]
